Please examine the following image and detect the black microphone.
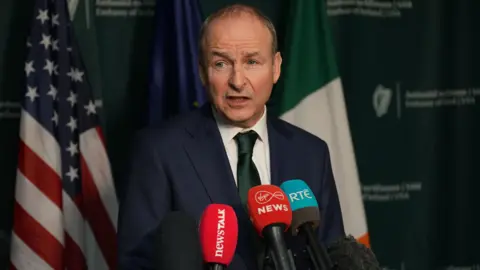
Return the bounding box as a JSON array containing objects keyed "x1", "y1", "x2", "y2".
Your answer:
[
  {"x1": 280, "y1": 179, "x2": 333, "y2": 270},
  {"x1": 154, "y1": 211, "x2": 203, "y2": 270},
  {"x1": 327, "y1": 235, "x2": 381, "y2": 270}
]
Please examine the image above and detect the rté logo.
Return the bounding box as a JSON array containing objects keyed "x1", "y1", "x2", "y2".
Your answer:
[{"x1": 288, "y1": 189, "x2": 312, "y2": 201}]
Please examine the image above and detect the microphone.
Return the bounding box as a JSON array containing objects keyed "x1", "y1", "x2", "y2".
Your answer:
[
  {"x1": 198, "y1": 204, "x2": 238, "y2": 270},
  {"x1": 327, "y1": 235, "x2": 381, "y2": 270},
  {"x1": 280, "y1": 179, "x2": 333, "y2": 270},
  {"x1": 154, "y1": 211, "x2": 203, "y2": 270},
  {"x1": 247, "y1": 185, "x2": 295, "y2": 270}
]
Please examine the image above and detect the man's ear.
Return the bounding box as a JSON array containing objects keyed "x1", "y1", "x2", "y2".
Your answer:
[
  {"x1": 199, "y1": 64, "x2": 207, "y2": 86},
  {"x1": 273, "y1": 52, "x2": 282, "y2": 83}
]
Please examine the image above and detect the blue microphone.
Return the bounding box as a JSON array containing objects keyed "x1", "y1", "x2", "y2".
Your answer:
[{"x1": 280, "y1": 179, "x2": 333, "y2": 270}]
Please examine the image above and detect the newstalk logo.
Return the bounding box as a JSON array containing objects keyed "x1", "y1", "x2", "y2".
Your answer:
[{"x1": 215, "y1": 208, "x2": 226, "y2": 257}]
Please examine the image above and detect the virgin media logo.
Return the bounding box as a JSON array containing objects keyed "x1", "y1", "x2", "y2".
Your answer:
[{"x1": 255, "y1": 190, "x2": 285, "y2": 204}]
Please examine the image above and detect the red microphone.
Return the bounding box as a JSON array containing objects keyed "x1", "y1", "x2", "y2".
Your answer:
[
  {"x1": 198, "y1": 204, "x2": 238, "y2": 270},
  {"x1": 247, "y1": 185, "x2": 295, "y2": 270}
]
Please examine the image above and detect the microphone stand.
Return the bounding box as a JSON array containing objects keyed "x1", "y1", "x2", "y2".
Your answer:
[
  {"x1": 263, "y1": 224, "x2": 296, "y2": 270},
  {"x1": 207, "y1": 264, "x2": 225, "y2": 270},
  {"x1": 263, "y1": 248, "x2": 297, "y2": 270},
  {"x1": 300, "y1": 223, "x2": 333, "y2": 270}
]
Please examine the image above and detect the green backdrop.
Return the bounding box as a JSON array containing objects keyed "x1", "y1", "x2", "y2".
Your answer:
[
  {"x1": 0, "y1": 0, "x2": 479, "y2": 269},
  {"x1": 328, "y1": 0, "x2": 480, "y2": 268}
]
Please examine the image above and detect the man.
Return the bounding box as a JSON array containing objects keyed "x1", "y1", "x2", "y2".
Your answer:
[{"x1": 118, "y1": 4, "x2": 345, "y2": 269}]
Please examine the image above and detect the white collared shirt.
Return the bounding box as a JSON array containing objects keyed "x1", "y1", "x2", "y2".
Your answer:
[{"x1": 213, "y1": 106, "x2": 271, "y2": 186}]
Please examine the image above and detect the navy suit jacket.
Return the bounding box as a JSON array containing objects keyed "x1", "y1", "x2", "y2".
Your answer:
[{"x1": 117, "y1": 104, "x2": 345, "y2": 269}]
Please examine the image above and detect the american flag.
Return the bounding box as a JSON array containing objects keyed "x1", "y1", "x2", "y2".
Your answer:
[{"x1": 10, "y1": 0, "x2": 118, "y2": 269}]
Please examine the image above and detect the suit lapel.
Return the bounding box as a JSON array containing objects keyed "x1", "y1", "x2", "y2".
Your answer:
[
  {"x1": 183, "y1": 105, "x2": 241, "y2": 206},
  {"x1": 267, "y1": 117, "x2": 293, "y2": 187}
]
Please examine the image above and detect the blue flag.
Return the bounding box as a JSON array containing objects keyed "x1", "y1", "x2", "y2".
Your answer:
[{"x1": 148, "y1": 0, "x2": 207, "y2": 126}]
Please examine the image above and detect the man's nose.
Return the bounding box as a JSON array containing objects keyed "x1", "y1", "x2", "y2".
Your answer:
[{"x1": 228, "y1": 65, "x2": 246, "y2": 91}]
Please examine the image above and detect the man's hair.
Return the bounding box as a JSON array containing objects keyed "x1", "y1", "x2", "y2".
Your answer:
[{"x1": 198, "y1": 4, "x2": 278, "y2": 69}]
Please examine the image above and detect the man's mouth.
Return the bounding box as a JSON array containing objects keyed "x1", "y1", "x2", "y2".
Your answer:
[{"x1": 227, "y1": 96, "x2": 249, "y2": 101}]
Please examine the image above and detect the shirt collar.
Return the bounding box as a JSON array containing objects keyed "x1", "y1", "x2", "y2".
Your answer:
[{"x1": 213, "y1": 106, "x2": 268, "y2": 145}]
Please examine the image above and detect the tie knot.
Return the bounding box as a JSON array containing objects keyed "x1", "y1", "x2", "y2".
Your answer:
[{"x1": 234, "y1": 130, "x2": 258, "y2": 156}]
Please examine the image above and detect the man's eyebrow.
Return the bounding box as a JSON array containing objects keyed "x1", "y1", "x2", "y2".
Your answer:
[
  {"x1": 210, "y1": 51, "x2": 232, "y2": 60},
  {"x1": 242, "y1": 51, "x2": 260, "y2": 58},
  {"x1": 211, "y1": 51, "x2": 261, "y2": 58}
]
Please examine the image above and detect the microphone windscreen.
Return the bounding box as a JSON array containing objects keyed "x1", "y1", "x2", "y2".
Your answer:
[
  {"x1": 154, "y1": 211, "x2": 203, "y2": 270},
  {"x1": 328, "y1": 235, "x2": 381, "y2": 270},
  {"x1": 199, "y1": 204, "x2": 238, "y2": 266},
  {"x1": 280, "y1": 179, "x2": 320, "y2": 235},
  {"x1": 247, "y1": 185, "x2": 292, "y2": 235}
]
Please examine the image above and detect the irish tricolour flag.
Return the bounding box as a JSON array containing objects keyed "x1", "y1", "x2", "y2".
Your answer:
[{"x1": 276, "y1": 0, "x2": 370, "y2": 246}]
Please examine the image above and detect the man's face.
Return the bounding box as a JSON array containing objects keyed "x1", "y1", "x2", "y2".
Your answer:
[{"x1": 202, "y1": 14, "x2": 282, "y2": 127}]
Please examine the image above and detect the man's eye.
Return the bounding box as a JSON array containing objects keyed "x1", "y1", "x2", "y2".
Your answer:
[
  {"x1": 215, "y1": 61, "x2": 226, "y2": 68},
  {"x1": 247, "y1": 60, "x2": 258, "y2": 65}
]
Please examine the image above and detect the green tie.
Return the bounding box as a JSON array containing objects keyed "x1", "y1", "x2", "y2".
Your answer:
[
  {"x1": 235, "y1": 131, "x2": 266, "y2": 267},
  {"x1": 235, "y1": 130, "x2": 261, "y2": 207}
]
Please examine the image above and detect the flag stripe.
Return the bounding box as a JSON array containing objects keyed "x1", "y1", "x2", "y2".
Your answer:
[
  {"x1": 10, "y1": 233, "x2": 53, "y2": 270},
  {"x1": 63, "y1": 192, "x2": 85, "y2": 254},
  {"x1": 80, "y1": 128, "x2": 118, "y2": 228},
  {"x1": 19, "y1": 110, "x2": 61, "y2": 176},
  {"x1": 280, "y1": 78, "x2": 369, "y2": 240},
  {"x1": 80, "y1": 155, "x2": 117, "y2": 270},
  {"x1": 84, "y1": 222, "x2": 110, "y2": 270},
  {"x1": 12, "y1": 202, "x2": 63, "y2": 269},
  {"x1": 17, "y1": 141, "x2": 62, "y2": 208},
  {"x1": 14, "y1": 171, "x2": 64, "y2": 244},
  {"x1": 65, "y1": 191, "x2": 110, "y2": 270},
  {"x1": 64, "y1": 233, "x2": 87, "y2": 270},
  {"x1": 85, "y1": 222, "x2": 110, "y2": 269},
  {"x1": 95, "y1": 126, "x2": 106, "y2": 146},
  {"x1": 357, "y1": 233, "x2": 370, "y2": 247}
]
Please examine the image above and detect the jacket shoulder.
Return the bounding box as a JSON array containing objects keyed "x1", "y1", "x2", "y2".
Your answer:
[
  {"x1": 271, "y1": 117, "x2": 328, "y2": 150},
  {"x1": 132, "y1": 109, "x2": 203, "y2": 145}
]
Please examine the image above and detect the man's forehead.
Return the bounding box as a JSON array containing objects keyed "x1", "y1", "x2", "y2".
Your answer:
[
  {"x1": 207, "y1": 14, "x2": 269, "y2": 38},
  {"x1": 211, "y1": 11, "x2": 261, "y2": 26},
  {"x1": 205, "y1": 17, "x2": 271, "y2": 49}
]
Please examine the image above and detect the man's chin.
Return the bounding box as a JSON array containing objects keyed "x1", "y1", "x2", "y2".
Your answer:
[
  {"x1": 224, "y1": 113, "x2": 248, "y2": 121},
  {"x1": 223, "y1": 112, "x2": 259, "y2": 127}
]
